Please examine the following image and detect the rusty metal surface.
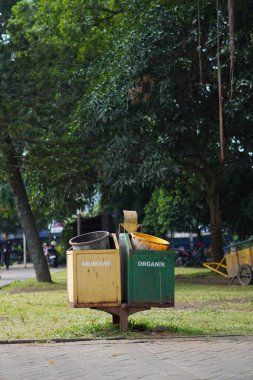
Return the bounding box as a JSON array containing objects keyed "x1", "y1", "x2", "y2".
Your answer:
[{"x1": 91, "y1": 305, "x2": 152, "y2": 332}]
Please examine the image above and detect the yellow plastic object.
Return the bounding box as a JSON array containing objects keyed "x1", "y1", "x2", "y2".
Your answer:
[
  {"x1": 203, "y1": 257, "x2": 228, "y2": 278},
  {"x1": 67, "y1": 234, "x2": 121, "y2": 307},
  {"x1": 119, "y1": 210, "x2": 141, "y2": 233},
  {"x1": 130, "y1": 232, "x2": 170, "y2": 251}
]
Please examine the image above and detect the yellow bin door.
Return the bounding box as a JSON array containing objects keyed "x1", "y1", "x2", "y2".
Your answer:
[
  {"x1": 67, "y1": 234, "x2": 121, "y2": 307},
  {"x1": 76, "y1": 252, "x2": 120, "y2": 304}
]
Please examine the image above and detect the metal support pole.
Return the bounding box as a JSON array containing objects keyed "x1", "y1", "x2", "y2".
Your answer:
[
  {"x1": 23, "y1": 232, "x2": 27, "y2": 268},
  {"x1": 77, "y1": 209, "x2": 81, "y2": 235}
]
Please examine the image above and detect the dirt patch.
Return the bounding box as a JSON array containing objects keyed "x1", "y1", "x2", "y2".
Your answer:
[
  {"x1": 176, "y1": 274, "x2": 230, "y2": 285},
  {"x1": 0, "y1": 316, "x2": 11, "y2": 321},
  {"x1": 175, "y1": 298, "x2": 251, "y2": 310}
]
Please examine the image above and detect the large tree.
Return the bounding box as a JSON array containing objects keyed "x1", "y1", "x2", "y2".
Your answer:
[
  {"x1": 0, "y1": 0, "x2": 124, "y2": 280},
  {"x1": 71, "y1": 0, "x2": 253, "y2": 261},
  {"x1": 5, "y1": 0, "x2": 124, "y2": 221},
  {"x1": 1, "y1": 0, "x2": 253, "y2": 266},
  {"x1": 0, "y1": 1, "x2": 51, "y2": 281}
]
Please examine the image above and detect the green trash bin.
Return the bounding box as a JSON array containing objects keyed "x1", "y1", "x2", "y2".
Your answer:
[{"x1": 119, "y1": 233, "x2": 174, "y2": 307}]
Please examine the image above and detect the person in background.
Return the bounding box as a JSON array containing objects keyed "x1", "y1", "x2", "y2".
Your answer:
[
  {"x1": 3, "y1": 233, "x2": 12, "y2": 270},
  {"x1": 195, "y1": 241, "x2": 205, "y2": 262},
  {"x1": 49, "y1": 241, "x2": 58, "y2": 257},
  {"x1": 47, "y1": 241, "x2": 58, "y2": 268},
  {"x1": 43, "y1": 242, "x2": 49, "y2": 257}
]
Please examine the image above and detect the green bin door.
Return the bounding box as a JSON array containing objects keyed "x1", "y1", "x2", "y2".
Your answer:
[{"x1": 128, "y1": 250, "x2": 174, "y2": 306}]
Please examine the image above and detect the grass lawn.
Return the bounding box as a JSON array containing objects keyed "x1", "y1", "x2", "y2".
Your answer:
[{"x1": 0, "y1": 268, "x2": 253, "y2": 340}]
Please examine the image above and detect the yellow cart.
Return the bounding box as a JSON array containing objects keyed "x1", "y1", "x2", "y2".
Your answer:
[{"x1": 203, "y1": 239, "x2": 253, "y2": 285}]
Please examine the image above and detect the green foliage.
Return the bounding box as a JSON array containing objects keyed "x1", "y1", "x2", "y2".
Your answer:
[
  {"x1": 143, "y1": 187, "x2": 209, "y2": 237},
  {"x1": 1, "y1": 0, "x2": 253, "y2": 244},
  {"x1": 68, "y1": 1, "x2": 220, "y2": 194},
  {"x1": 1, "y1": 0, "x2": 108, "y2": 223},
  {"x1": 221, "y1": 161, "x2": 253, "y2": 238},
  {"x1": 59, "y1": 223, "x2": 75, "y2": 252},
  {"x1": 70, "y1": 0, "x2": 253, "y2": 246},
  {"x1": 0, "y1": 182, "x2": 21, "y2": 233}
]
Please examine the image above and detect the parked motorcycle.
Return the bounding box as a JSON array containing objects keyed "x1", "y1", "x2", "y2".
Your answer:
[
  {"x1": 174, "y1": 247, "x2": 192, "y2": 267},
  {"x1": 47, "y1": 252, "x2": 58, "y2": 268},
  {"x1": 47, "y1": 242, "x2": 58, "y2": 268},
  {"x1": 174, "y1": 245, "x2": 205, "y2": 267}
]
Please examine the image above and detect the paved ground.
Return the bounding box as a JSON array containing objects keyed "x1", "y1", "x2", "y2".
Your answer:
[
  {"x1": 0, "y1": 336, "x2": 253, "y2": 379},
  {"x1": 0, "y1": 263, "x2": 63, "y2": 287},
  {"x1": 1, "y1": 265, "x2": 253, "y2": 379}
]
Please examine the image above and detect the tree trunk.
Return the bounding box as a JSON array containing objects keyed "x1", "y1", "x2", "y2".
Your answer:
[
  {"x1": 3, "y1": 137, "x2": 52, "y2": 282},
  {"x1": 206, "y1": 173, "x2": 224, "y2": 262}
]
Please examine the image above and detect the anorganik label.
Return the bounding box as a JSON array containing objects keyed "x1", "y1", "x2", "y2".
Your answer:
[
  {"x1": 82, "y1": 260, "x2": 112, "y2": 267},
  {"x1": 137, "y1": 261, "x2": 165, "y2": 268}
]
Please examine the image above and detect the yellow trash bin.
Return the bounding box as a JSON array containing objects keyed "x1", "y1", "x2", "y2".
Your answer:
[{"x1": 67, "y1": 234, "x2": 121, "y2": 307}]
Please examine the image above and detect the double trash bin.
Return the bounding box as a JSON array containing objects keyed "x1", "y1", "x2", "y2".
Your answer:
[{"x1": 67, "y1": 230, "x2": 174, "y2": 309}]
